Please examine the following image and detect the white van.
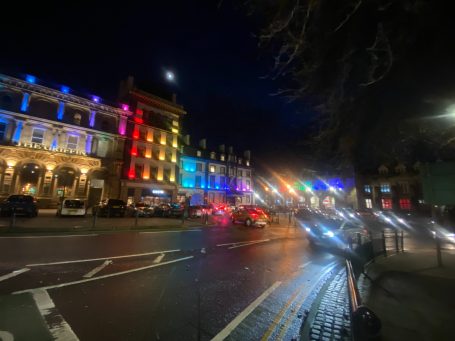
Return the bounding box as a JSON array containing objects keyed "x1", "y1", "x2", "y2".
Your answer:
[{"x1": 58, "y1": 199, "x2": 86, "y2": 217}]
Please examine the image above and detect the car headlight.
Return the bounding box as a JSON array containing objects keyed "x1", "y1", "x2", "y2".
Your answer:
[
  {"x1": 323, "y1": 230, "x2": 335, "y2": 238},
  {"x1": 305, "y1": 227, "x2": 311, "y2": 232},
  {"x1": 397, "y1": 218, "x2": 405, "y2": 224}
]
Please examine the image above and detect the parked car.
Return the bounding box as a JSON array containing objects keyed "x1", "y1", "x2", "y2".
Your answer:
[
  {"x1": 212, "y1": 204, "x2": 227, "y2": 215},
  {"x1": 57, "y1": 199, "x2": 86, "y2": 217},
  {"x1": 153, "y1": 203, "x2": 171, "y2": 217},
  {"x1": 128, "y1": 202, "x2": 154, "y2": 217},
  {"x1": 189, "y1": 205, "x2": 204, "y2": 218},
  {"x1": 94, "y1": 199, "x2": 127, "y2": 217},
  {"x1": 0, "y1": 194, "x2": 38, "y2": 217},
  {"x1": 231, "y1": 208, "x2": 269, "y2": 227},
  {"x1": 305, "y1": 217, "x2": 369, "y2": 249},
  {"x1": 170, "y1": 203, "x2": 184, "y2": 217}
]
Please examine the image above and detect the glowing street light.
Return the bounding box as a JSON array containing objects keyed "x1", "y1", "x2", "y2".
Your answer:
[{"x1": 165, "y1": 70, "x2": 175, "y2": 82}]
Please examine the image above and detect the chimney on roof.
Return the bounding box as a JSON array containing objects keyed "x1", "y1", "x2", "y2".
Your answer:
[
  {"x1": 219, "y1": 144, "x2": 225, "y2": 153},
  {"x1": 118, "y1": 75, "x2": 135, "y2": 100},
  {"x1": 183, "y1": 134, "x2": 190, "y2": 146},
  {"x1": 172, "y1": 93, "x2": 177, "y2": 103},
  {"x1": 244, "y1": 150, "x2": 251, "y2": 160},
  {"x1": 228, "y1": 146, "x2": 234, "y2": 154},
  {"x1": 199, "y1": 138, "x2": 207, "y2": 150}
]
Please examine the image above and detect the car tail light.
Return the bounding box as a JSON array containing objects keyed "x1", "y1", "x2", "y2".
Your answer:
[{"x1": 250, "y1": 213, "x2": 258, "y2": 219}]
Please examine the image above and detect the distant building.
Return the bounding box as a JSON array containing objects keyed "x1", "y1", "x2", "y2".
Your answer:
[
  {"x1": 0, "y1": 73, "x2": 126, "y2": 207},
  {"x1": 179, "y1": 137, "x2": 253, "y2": 206},
  {"x1": 356, "y1": 162, "x2": 424, "y2": 212},
  {"x1": 118, "y1": 77, "x2": 185, "y2": 205}
]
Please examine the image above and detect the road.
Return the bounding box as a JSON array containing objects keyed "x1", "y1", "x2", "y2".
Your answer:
[{"x1": 0, "y1": 217, "x2": 340, "y2": 341}]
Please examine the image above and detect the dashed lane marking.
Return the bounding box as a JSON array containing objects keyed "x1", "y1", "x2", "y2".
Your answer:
[
  {"x1": 211, "y1": 281, "x2": 282, "y2": 341},
  {"x1": 82, "y1": 260, "x2": 112, "y2": 278},
  {"x1": 31, "y1": 289, "x2": 79, "y2": 340},
  {"x1": 15, "y1": 256, "x2": 194, "y2": 293},
  {"x1": 228, "y1": 239, "x2": 271, "y2": 249},
  {"x1": 0, "y1": 268, "x2": 30, "y2": 282},
  {"x1": 216, "y1": 239, "x2": 270, "y2": 247},
  {"x1": 26, "y1": 249, "x2": 180, "y2": 267},
  {"x1": 299, "y1": 261, "x2": 312, "y2": 269},
  {"x1": 153, "y1": 253, "x2": 165, "y2": 264}
]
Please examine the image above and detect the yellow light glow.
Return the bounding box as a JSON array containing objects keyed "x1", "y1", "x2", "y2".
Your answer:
[
  {"x1": 143, "y1": 176, "x2": 149, "y2": 180},
  {"x1": 286, "y1": 184, "x2": 291, "y2": 189},
  {"x1": 160, "y1": 141, "x2": 166, "y2": 145},
  {"x1": 6, "y1": 160, "x2": 16, "y2": 167},
  {"x1": 157, "y1": 176, "x2": 163, "y2": 181},
  {"x1": 264, "y1": 187, "x2": 269, "y2": 191},
  {"x1": 81, "y1": 168, "x2": 88, "y2": 174},
  {"x1": 145, "y1": 154, "x2": 151, "y2": 158},
  {"x1": 172, "y1": 128, "x2": 178, "y2": 134},
  {"x1": 159, "y1": 156, "x2": 165, "y2": 160},
  {"x1": 171, "y1": 157, "x2": 176, "y2": 163},
  {"x1": 170, "y1": 177, "x2": 175, "y2": 182},
  {"x1": 147, "y1": 138, "x2": 153, "y2": 142},
  {"x1": 172, "y1": 143, "x2": 178, "y2": 148}
]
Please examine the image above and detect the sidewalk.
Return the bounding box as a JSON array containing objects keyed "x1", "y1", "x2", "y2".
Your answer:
[{"x1": 359, "y1": 250, "x2": 455, "y2": 341}]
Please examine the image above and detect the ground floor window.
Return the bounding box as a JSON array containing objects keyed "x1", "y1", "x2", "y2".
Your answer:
[
  {"x1": 381, "y1": 198, "x2": 392, "y2": 210},
  {"x1": 399, "y1": 198, "x2": 411, "y2": 210},
  {"x1": 365, "y1": 198, "x2": 372, "y2": 209}
]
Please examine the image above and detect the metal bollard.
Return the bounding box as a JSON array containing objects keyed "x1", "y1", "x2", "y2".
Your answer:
[
  {"x1": 134, "y1": 210, "x2": 138, "y2": 227},
  {"x1": 382, "y1": 230, "x2": 387, "y2": 257},
  {"x1": 394, "y1": 230, "x2": 399, "y2": 253},
  {"x1": 204, "y1": 212, "x2": 209, "y2": 225},
  {"x1": 400, "y1": 230, "x2": 404, "y2": 252},
  {"x1": 357, "y1": 232, "x2": 362, "y2": 247}
]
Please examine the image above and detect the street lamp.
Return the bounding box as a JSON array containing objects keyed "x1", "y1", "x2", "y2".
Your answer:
[{"x1": 165, "y1": 70, "x2": 175, "y2": 82}]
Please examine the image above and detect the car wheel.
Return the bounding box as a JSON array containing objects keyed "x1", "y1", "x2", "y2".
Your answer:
[{"x1": 245, "y1": 219, "x2": 252, "y2": 227}]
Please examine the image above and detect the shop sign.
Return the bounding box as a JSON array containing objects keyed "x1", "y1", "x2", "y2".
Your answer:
[{"x1": 18, "y1": 142, "x2": 86, "y2": 156}]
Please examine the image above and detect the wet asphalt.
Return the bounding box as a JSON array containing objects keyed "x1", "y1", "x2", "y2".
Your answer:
[{"x1": 0, "y1": 218, "x2": 339, "y2": 341}]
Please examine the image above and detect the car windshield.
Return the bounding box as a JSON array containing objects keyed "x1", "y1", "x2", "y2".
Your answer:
[
  {"x1": 108, "y1": 199, "x2": 124, "y2": 205},
  {"x1": 64, "y1": 200, "x2": 84, "y2": 208},
  {"x1": 7, "y1": 195, "x2": 33, "y2": 203}
]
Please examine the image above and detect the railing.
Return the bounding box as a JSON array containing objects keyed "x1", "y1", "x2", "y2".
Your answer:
[{"x1": 346, "y1": 258, "x2": 381, "y2": 340}]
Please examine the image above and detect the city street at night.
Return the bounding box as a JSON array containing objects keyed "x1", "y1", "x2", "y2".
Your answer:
[{"x1": 0, "y1": 219, "x2": 339, "y2": 341}]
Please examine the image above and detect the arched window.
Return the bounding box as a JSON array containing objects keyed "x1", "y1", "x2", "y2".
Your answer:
[{"x1": 74, "y1": 113, "x2": 82, "y2": 125}]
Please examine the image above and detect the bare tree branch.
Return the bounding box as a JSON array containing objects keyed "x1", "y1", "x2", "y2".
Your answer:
[{"x1": 333, "y1": 0, "x2": 363, "y2": 33}]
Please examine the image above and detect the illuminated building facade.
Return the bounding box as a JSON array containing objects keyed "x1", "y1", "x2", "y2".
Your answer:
[
  {"x1": 0, "y1": 73, "x2": 127, "y2": 207},
  {"x1": 179, "y1": 137, "x2": 253, "y2": 205},
  {"x1": 118, "y1": 77, "x2": 185, "y2": 205}
]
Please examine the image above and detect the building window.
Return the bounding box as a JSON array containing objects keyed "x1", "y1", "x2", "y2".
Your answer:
[
  {"x1": 220, "y1": 167, "x2": 225, "y2": 174},
  {"x1": 399, "y1": 182, "x2": 409, "y2": 194},
  {"x1": 381, "y1": 198, "x2": 392, "y2": 210},
  {"x1": 197, "y1": 150, "x2": 202, "y2": 157},
  {"x1": 196, "y1": 163, "x2": 202, "y2": 171},
  {"x1": 245, "y1": 171, "x2": 251, "y2": 177},
  {"x1": 229, "y1": 168, "x2": 234, "y2": 176},
  {"x1": 237, "y1": 169, "x2": 242, "y2": 177},
  {"x1": 31, "y1": 128, "x2": 45, "y2": 144},
  {"x1": 246, "y1": 180, "x2": 251, "y2": 189},
  {"x1": 364, "y1": 185, "x2": 371, "y2": 193},
  {"x1": 74, "y1": 113, "x2": 81, "y2": 125},
  {"x1": 195, "y1": 176, "x2": 202, "y2": 188},
  {"x1": 399, "y1": 199, "x2": 411, "y2": 210},
  {"x1": 210, "y1": 165, "x2": 215, "y2": 173},
  {"x1": 246, "y1": 160, "x2": 250, "y2": 166},
  {"x1": 0, "y1": 123, "x2": 6, "y2": 140},
  {"x1": 67, "y1": 135, "x2": 79, "y2": 150},
  {"x1": 210, "y1": 152, "x2": 216, "y2": 159},
  {"x1": 380, "y1": 184, "x2": 390, "y2": 193},
  {"x1": 209, "y1": 175, "x2": 215, "y2": 188},
  {"x1": 220, "y1": 176, "x2": 225, "y2": 188},
  {"x1": 365, "y1": 199, "x2": 372, "y2": 209},
  {"x1": 220, "y1": 154, "x2": 225, "y2": 161},
  {"x1": 135, "y1": 164, "x2": 143, "y2": 178},
  {"x1": 179, "y1": 174, "x2": 183, "y2": 185},
  {"x1": 246, "y1": 195, "x2": 251, "y2": 204}
]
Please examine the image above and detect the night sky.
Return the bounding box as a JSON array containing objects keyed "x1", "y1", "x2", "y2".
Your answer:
[{"x1": 1, "y1": 1, "x2": 309, "y2": 171}]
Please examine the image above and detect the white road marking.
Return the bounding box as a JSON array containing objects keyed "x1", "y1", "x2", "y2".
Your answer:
[
  {"x1": 26, "y1": 249, "x2": 180, "y2": 267},
  {"x1": 211, "y1": 281, "x2": 282, "y2": 341},
  {"x1": 15, "y1": 256, "x2": 194, "y2": 293},
  {"x1": 139, "y1": 229, "x2": 202, "y2": 234},
  {"x1": 31, "y1": 289, "x2": 79, "y2": 340},
  {"x1": 228, "y1": 239, "x2": 271, "y2": 249},
  {"x1": 216, "y1": 239, "x2": 270, "y2": 247},
  {"x1": 153, "y1": 253, "x2": 165, "y2": 264},
  {"x1": 0, "y1": 268, "x2": 30, "y2": 282},
  {"x1": 82, "y1": 260, "x2": 112, "y2": 278},
  {"x1": 0, "y1": 234, "x2": 98, "y2": 239},
  {"x1": 0, "y1": 331, "x2": 14, "y2": 341}
]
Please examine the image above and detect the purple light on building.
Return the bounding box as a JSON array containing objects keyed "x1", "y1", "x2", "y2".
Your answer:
[
  {"x1": 118, "y1": 116, "x2": 127, "y2": 135},
  {"x1": 121, "y1": 104, "x2": 129, "y2": 111},
  {"x1": 92, "y1": 96, "x2": 100, "y2": 103}
]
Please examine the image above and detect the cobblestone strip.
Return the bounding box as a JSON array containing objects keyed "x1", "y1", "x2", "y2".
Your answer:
[{"x1": 305, "y1": 267, "x2": 351, "y2": 341}]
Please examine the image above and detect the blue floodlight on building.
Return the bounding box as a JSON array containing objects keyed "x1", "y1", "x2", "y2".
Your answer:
[
  {"x1": 57, "y1": 102, "x2": 64, "y2": 120},
  {"x1": 25, "y1": 75, "x2": 36, "y2": 83},
  {"x1": 12, "y1": 121, "x2": 23, "y2": 143},
  {"x1": 20, "y1": 93, "x2": 30, "y2": 112},
  {"x1": 61, "y1": 85, "x2": 70, "y2": 94}
]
